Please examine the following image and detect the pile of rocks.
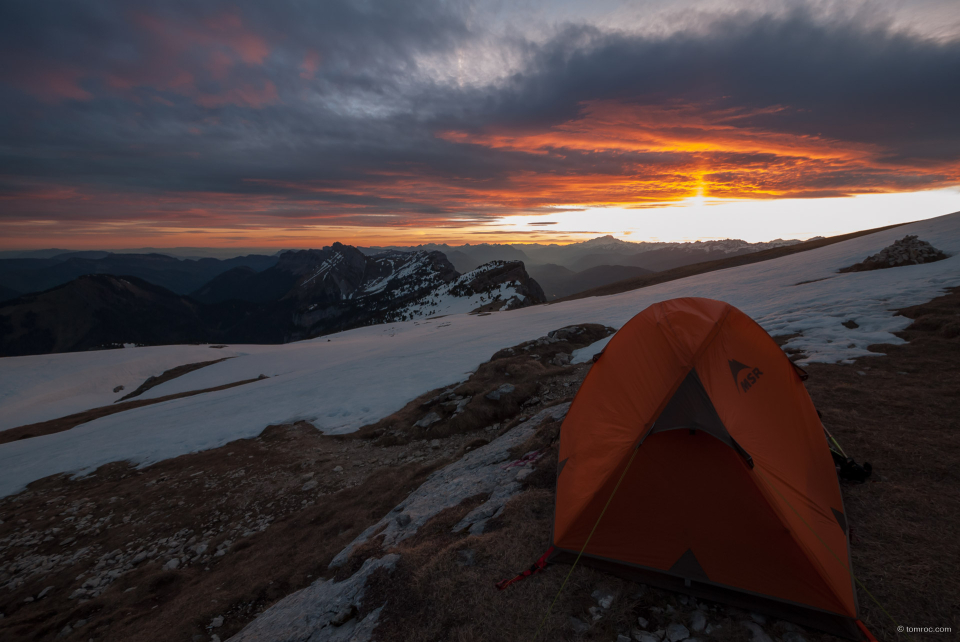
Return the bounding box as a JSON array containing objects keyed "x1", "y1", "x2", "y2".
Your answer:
[{"x1": 840, "y1": 235, "x2": 947, "y2": 272}]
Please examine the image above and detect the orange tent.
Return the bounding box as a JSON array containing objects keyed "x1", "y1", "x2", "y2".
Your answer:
[{"x1": 553, "y1": 297, "x2": 859, "y2": 638}]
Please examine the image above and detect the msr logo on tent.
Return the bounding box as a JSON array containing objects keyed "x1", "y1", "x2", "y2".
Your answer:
[{"x1": 729, "y1": 359, "x2": 764, "y2": 393}]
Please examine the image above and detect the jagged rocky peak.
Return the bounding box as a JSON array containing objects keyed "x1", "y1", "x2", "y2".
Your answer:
[
  {"x1": 453, "y1": 260, "x2": 546, "y2": 307},
  {"x1": 384, "y1": 259, "x2": 546, "y2": 321},
  {"x1": 279, "y1": 244, "x2": 368, "y2": 298},
  {"x1": 360, "y1": 250, "x2": 458, "y2": 299}
]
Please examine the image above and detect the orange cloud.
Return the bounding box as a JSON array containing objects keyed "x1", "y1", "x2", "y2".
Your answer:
[{"x1": 437, "y1": 99, "x2": 960, "y2": 204}]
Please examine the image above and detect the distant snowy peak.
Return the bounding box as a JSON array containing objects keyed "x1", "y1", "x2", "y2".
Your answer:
[
  {"x1": 360, "y1": 250, "x2": 456, "y2": 302},
  {"x1": 386, "y1": 260, "x2": 547, "y2": 321},
  {"x1": 671, "y1": 238, "x2": 802, "y2": 254}
]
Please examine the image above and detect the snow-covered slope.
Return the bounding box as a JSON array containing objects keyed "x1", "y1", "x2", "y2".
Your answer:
[
  {"x1": 385, "y1": 261, "x2": 543, "y2": 320},
  {"x1": 0, "y1": 212, "x2": 958, "y2": 497},
  {"x1": 0, "y1": 344, "x2": 256, "y2": 431}
]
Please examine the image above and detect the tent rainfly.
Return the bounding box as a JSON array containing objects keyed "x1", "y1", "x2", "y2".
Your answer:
[{"x1": 551, "y1": 297, "x2": 860, "y2": 639}]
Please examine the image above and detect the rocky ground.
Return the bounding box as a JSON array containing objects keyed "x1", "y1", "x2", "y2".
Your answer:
[{"x1": 1, "y1": 289, "x2": 958, "y2": 641}]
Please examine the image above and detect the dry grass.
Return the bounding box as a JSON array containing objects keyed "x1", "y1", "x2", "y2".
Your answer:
[
  {"x1": 117, "y1": 358, "x2": 231, "y2": 401},
  {"x1": 0, "y1": 420, "x2": 454, "y2": 642},
  {"x1": 801, "y1": 287, "x2": 960, "y2": 640}
]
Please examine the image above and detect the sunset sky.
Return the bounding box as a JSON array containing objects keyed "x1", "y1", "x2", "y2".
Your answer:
[{"x1": 1, "y1": 0, "x2": 959, "y2": 249}]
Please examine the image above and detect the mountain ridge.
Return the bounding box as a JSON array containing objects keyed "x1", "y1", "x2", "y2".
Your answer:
[{"x1": 0, "y1": 245, "x2": 546, "y2": 356}]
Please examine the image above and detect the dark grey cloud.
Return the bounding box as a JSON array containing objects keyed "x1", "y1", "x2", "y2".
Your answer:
[{"x1": 0, "y1": 1, "x2": 958, "y2": 229}]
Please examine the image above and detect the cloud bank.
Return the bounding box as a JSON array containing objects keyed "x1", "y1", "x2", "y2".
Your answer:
[{"x1": 0, "y1": 0, "x2": 958, "y2": 244}]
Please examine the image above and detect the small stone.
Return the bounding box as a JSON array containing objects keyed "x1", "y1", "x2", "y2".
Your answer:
[
  {"x1": 333, "y1": 465, "x2": 343, "y2": 473},
  {"x1": 637, "y1": 616, "x2": 649, "y2": 629},
  {"x1": 210, "y1": 616, "x2": 223, "y2": 628},
  {"x1": 704, "y1": 624, "x2": 716, "y2": 635},
  {"x1": 163, "y1": 558, "x2": 180, "y2": 571},
  {"x1": 665, "y1": 622, "x2": 689, "y2": 641},
  {"x1": 743, "y1": 621, "x2": 773, "y2": 642},
  {"x1": 58, "y1": 625, "x2": 72, "y2": 638},
  {"x1": 749, "y1": 612, "x2": 767, "y2": 624},
  {"x1": 414, "y1": 412, "x2": 441, "y2": 428},
  {"x1": 114, "y1": 385, "x2": 125, "y2": 393},
  {"x1": 211, "y1": 636, "x2": 221, "y2": 642},
  {"x1": 689, "y1": 610, "x2": 707, "y2": 632},
  {"x1": 395, "y1": 513, "x2": 412, "y2": 527},
  {"x1": 23, "y1": 596, "x2": 34, "y2": 603},
  {"x1": 569, "y1": 617, "x2": 590, "y2": 634},
  {"x1": 429, "y1": 439, "x2": 441, "y2": 449},
  {"x1": 38, "y1": 586, "x2": 54, "y2": 599},
  {"x1": 68, "y1": 589, "x2": 86, "y2": 599},
  {"x1": 485, "y1": 383, "x2": 515, "y2": 401},
  {"x1": 618, "y1": 635, "x2": 631, "y2": 642},
  {"x1": 74, "y1": 619, "x2": 87, "y2": 628},
  {"x1": 591, "y1": 588, "x2": 615, "y2": 609},
  {"x1": 301, "y1": 480, "x2": 318, "y2": 492},
  {"x1": 588, "y1": 605, "x2": 602, "y2": 621}
]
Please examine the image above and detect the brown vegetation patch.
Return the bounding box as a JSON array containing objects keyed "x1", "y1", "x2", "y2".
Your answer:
[
  {"x1": 554, "y1": 223, "x2": 905, "y2": 303},
  {"x1": 0, "y1": 375, "x2": 268, "y2": 446},
  {"x1": 772, "y1": 333, "x2": 807, "y2": 363},
  {"x1": 117, "y1": 358, "x2": 231, "y2": 401}
]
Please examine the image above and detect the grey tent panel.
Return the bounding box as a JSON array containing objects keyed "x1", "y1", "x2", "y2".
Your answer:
[
  {"x1": 649, "y1": 369, "x2": 734, "y2": 447},
  {"x1": 645, "y1": 368, "x2": 754, "y2": 467},
  {"x1": 669, "y1": 548, "x2": 710, "y2": 582}
]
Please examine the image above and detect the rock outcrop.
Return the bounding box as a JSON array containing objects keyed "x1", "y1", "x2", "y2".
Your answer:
[{"x1": 840, "y1": 235, "x2": 947, "y2": 272}]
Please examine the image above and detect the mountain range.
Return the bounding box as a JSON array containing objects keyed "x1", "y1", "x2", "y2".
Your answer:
[
  {"x1": 0, "y1": 244, "x2": 545, "y2": 357},
  {"x1": 0, "y1": 235, "x2": 809, "y2": 355},
  {"x1": 362, "y1": 235, "x2": 803, "y2": 273},
  {"x1": 0, "y1": 252, "x2": 278, "y2": 302}
]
